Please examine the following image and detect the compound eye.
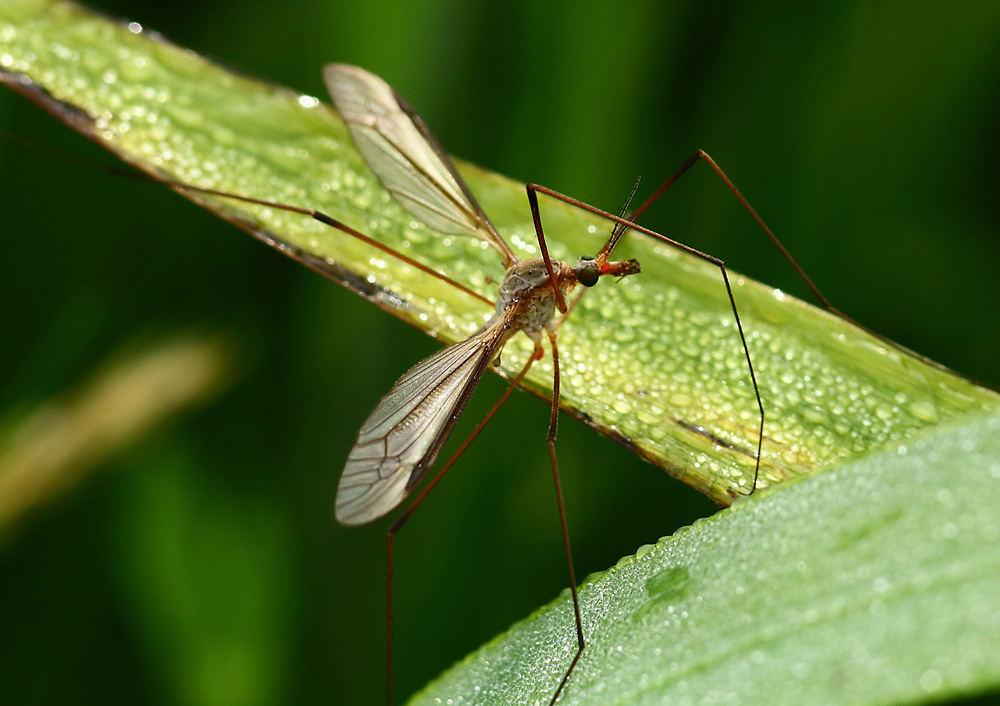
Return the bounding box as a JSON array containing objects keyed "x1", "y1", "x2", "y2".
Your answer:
[{"x1": 577, "y1": 261, "x2": 600, "y2": 287}]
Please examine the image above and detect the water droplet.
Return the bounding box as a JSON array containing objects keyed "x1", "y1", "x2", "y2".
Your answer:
[{"x1": 918, "y1": 670, "x2": 942, "y2": 693}]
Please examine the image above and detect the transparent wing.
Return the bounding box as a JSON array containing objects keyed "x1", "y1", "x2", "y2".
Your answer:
[
  {"x1": 335, "y1": 319, "x2": 510, "y2": 525},
  {"x1": 324, "y1": 63, "x2": 517, "y2": 267}
]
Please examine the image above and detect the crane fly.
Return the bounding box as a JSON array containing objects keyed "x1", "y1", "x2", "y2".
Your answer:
[
  {"x1": 325, "y1": 64, "x2": 647, "y2": 705},
  {"x1": 319, "y1": 64, "x2": 763, "y2": 705}
]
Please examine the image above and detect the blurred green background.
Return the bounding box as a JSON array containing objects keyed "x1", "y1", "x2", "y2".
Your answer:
[{"x1": 1, "y1": 2, "x2": 999, "y2": 705}]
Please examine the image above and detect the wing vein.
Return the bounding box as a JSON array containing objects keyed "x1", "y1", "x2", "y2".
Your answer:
[
  {"x1": 324, "y1": 64, "x2": 517, "y2": 266},
  {"x1": 335, "y1": 317, "x2": 511, "y2": 524}
]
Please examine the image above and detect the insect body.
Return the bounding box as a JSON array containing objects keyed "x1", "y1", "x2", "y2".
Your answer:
[
  {"x1": 336, "y1": 247, "x2": 638, "y2": 525},
  {"x1": 323, "y1": 64, "x2": 647, "y2": 704}
]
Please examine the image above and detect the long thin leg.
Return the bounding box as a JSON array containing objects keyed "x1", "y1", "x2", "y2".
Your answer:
[
  {"x1": 631, "y1": 150, "x2": 832, "y2": 308},
  {"x1": 543, "y1": 331, "x2": 585, "y2": 706},
  {"x1": 522, "y1": 172, "x2": 767, "y2": 705},
  {"x1": 384, "y1": 346, "x2": 544, "y2": 706},
  {"x1": 4, "y1": 139, "x2": 495, "y2": 309},
  {"x1": 629, "y1": 151, "x2": 979, "y2": 384},
  {"x1": 182, "y1": 183, "x2": 493, "y2": 307},
  {"x1": 527, "y1": 186, "x2": 571, "y2": 315},
  {"x1": 526, "y1": 182, "x2": 765, "y2": 494}
]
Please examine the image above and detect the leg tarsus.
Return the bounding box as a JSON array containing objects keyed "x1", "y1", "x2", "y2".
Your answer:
[{"x1": 545, "y1": 331, "x2": 586, "y2": 705}]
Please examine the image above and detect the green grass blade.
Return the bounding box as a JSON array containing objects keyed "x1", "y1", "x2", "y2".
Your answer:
[
  {"x1": 0, "y1": 332, "x2": 239, "y2": 537},
  {"x1": 410, "y1": 409, "x2": 1000, "y2": 705},
  {"x1": 2, "y1": 0, "x2": 998, "y2": 505}
]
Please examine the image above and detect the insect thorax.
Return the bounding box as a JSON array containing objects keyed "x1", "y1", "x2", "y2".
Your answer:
[{"x1": 496, "y1": 258, "x2": 576, "y2": 339}]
